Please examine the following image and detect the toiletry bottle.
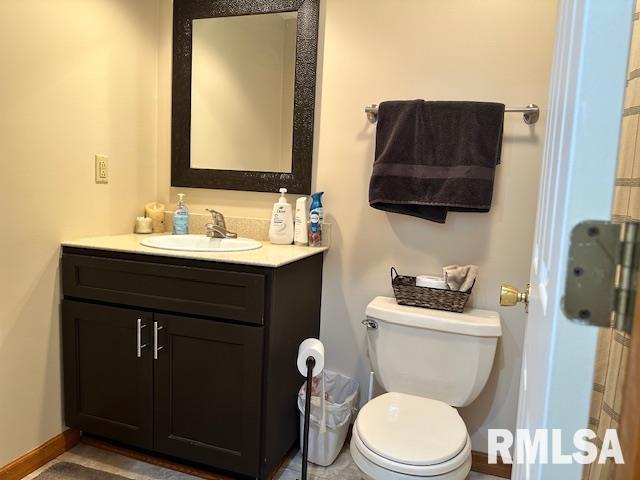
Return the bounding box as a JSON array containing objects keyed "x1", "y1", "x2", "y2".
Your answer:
[
  {"x1": 309, "y1": 192, "x2": 324, "y2": 247},
  {"x1": 172, "y1": 193, "x2": 190, "y2": 235},
  {"x1": 294, "y1": 196, "x2": 308, "y2": 246},
  {"x1": 269, "y1": 188, "x2": 294, "y2": 245}
]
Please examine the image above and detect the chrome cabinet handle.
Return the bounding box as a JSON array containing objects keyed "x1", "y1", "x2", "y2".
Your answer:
[
  {"x1": 136, "y1": 318, "x2": 148, "y2": 358},
  {"x1": 153, "y1": 321, "x2": 164, "y2": 360}
]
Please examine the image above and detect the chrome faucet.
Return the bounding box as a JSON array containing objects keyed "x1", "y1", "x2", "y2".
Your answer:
[{"x1": 205, "y1": 209, "x2": 238, "y2": 239}]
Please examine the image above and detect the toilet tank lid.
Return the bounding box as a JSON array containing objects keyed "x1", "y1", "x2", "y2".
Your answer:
[{"x1": 366, "y1": 296, "x2": 502, "y2": 337}]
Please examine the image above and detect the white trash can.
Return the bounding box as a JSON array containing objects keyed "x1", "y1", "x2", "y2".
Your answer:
[{"x1": 297, "y1": 370, "x2": 359, "y2": 466}]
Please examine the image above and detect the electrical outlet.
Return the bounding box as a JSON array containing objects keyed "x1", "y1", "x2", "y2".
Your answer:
[{"x1": 95, "y1": 154, "x2": 109, "y2": 184}]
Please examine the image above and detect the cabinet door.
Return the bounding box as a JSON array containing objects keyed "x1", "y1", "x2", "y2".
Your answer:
[
  {"x1": 62, "y1": 300, "x2": 153, "y2": 448},
  {"x1": 154, "y1": 314, "x2": 263, "y2": 476}
]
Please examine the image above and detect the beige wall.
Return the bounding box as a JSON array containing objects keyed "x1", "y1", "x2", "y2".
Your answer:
[
  {"x1": 158, "y1": 0, "x2": 558, "y2": 452},
  {"x1": 0, "y1": 0, "x2": 159, "y2": 465}
]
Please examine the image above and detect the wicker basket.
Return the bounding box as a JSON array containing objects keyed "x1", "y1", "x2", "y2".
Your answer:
[{"x1": 391, "y1": 267, "x2": 472, "y2": 313}]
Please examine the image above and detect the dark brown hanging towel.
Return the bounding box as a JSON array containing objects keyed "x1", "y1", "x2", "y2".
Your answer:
[{"x1": 368, "y1": 100, "x2": 505, "y2": 223}]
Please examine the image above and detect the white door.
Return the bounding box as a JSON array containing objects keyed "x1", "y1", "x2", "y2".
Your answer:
[{"x1": 512, "y1": 1, "x2": 634, "y2": 479}]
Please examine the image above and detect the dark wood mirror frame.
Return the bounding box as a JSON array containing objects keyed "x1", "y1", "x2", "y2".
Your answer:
[{"x1": 171, "y1": 0, "x2": 320, "y2": 194}]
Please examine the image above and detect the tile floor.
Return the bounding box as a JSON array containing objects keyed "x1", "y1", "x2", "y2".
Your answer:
[{"x1": 23, "y1": 443, "x2": 505, "y2": 480}]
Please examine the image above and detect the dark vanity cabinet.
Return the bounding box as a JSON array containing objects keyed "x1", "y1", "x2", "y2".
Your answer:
[
  {"x1": 62, "y1": 302, "x2": 154, "y2": 449},
  {"x1": 61, "y1": 247, "x2": 323, "y2": 479}
]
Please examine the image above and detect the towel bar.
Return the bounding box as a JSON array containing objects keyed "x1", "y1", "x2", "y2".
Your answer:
[{"x1": 365, "y1": 103, "x2": 540, "y2": 125}]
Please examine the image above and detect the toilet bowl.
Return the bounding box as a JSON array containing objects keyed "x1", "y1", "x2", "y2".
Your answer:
[
  {"x1": 351, "y1": 297, "x2": 501, "y2": 480},
  {"x1": 350, "y1": 392, "x2": 471, "y2": 480}
]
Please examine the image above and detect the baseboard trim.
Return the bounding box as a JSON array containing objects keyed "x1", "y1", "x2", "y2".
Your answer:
[
  {"x1": 0, "y1": 428, "x2": 81, "y2": 480},
  {"x1": 471, "y1": 450, "x2": 512, "y2": 478}
]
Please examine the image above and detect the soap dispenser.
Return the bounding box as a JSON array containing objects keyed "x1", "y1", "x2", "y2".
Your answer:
[
  {"x1": 172, "y1": 193, "x2": 190, "y2": 235},
  {"x1": 269, "y1": 188, "x2": 294, "y2": 245}
]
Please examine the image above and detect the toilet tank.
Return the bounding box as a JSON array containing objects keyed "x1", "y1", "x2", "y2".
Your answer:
[{"x1": 365, "y1": 297, "x2": 501, "y2": 407}]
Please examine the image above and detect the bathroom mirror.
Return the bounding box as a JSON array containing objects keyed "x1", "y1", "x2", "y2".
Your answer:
[{"x1": 171, "y1": 0, "x2": 320, "y2": 194}]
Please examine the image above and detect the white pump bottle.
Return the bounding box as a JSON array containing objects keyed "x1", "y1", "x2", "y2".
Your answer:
[{"x1": 269, "y1": 188, "x2": 294, "y2": 245}]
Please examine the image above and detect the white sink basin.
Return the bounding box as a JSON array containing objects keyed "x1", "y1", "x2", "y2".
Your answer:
[{"x1": 140, "y1": 235, "x2": 262, "y2": 252}]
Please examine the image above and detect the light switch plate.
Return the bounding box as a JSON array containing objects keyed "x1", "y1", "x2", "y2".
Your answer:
[{"x1": 95, "y1": 154, "x2": 109, "y2": 184}]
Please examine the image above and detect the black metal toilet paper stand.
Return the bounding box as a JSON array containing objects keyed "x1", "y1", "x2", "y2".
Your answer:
[{"x1": 300, "y1": 356, "x2": 315, "y2": 480}]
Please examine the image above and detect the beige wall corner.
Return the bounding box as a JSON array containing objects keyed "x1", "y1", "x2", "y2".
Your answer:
[{"x1": 0, "y1": 0, "x2": 160, "y2": 465}]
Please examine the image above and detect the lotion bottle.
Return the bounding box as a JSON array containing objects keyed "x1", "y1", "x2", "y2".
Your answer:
[
  {"x1": 269, "y1": 188, "x2": 294, "y2": 245},
  {"x1": 294, "y1": 196, "x2": 308, "y2": 246},
  {"x1": 172, "y1": 193, "x2": 189, "y2": 235}
]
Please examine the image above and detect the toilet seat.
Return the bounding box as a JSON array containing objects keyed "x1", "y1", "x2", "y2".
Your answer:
[
  {"x1": 352, "y1": 426, "x2": 471, "y2": 477},
  {"x1": 353, "y1": 392, "x2": 471, "y2": 476}
]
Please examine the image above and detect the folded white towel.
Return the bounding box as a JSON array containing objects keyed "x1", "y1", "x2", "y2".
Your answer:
[
  {"x1": 443, "y1": 264, "x2": 479, "y2": 292},
  {"x1": 416, "y1": 275, "x2": 448, "y2": 289}
]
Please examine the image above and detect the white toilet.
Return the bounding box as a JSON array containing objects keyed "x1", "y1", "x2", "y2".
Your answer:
[{"x1": 350, "y1": 296, "x2": 502, "y2": 480}]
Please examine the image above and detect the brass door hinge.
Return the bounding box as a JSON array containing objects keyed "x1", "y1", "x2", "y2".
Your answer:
[{"x1": 563, "y1": 220, "x2": 639, "y2": 334}]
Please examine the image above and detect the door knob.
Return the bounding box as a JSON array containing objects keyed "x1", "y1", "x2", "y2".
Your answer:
[{"x1": 500, "y1": 284, "x2": 530, "y2": 311}]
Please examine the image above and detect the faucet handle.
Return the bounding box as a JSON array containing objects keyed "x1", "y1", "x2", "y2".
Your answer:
[{"x1": 205, "y1": 208, "x2": 226, "y2": 228}]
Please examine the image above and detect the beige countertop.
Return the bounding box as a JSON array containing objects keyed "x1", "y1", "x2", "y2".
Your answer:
[{"x1": 62, "y1": 233, "x2": 328, "y2": 268}]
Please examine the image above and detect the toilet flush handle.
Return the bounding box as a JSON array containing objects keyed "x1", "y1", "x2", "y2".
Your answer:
[{"x1": 362, "y1": 319, "x2": 378, "y2": 329}]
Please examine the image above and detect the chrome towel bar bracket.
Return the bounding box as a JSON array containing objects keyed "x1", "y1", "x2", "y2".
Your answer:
[{"x1": 365, "y1": 103, "x2": 540, "y2": 125}]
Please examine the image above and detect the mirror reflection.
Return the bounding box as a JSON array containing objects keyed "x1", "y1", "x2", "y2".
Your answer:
[{"x1": 190, "y1": 12, "x2": 298, "y2": 173}]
